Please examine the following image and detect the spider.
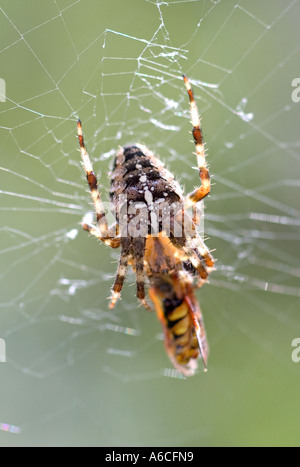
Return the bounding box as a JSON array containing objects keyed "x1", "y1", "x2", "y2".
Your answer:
[{"x1": 77, "y1": 75, "x2": 214, "y2": 376}]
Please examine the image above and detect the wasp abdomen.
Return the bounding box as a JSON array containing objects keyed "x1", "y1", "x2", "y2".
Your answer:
[{"x1": 163, "y1": 297, "x2": 199, "y2": 365}]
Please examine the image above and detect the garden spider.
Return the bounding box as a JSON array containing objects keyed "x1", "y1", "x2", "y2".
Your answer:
[{"x1": 77, "y1": 75, "x2": 214, "y2": 376}]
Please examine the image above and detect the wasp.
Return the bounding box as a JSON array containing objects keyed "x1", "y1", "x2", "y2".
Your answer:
[{"x1": 77, "y1": 75, "x2": 214, "y2": 376}]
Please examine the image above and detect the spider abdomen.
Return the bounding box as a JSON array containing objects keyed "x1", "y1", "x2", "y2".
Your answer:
[{"x1": 110, "y1": 144, "x2": 183, "y2": 236}]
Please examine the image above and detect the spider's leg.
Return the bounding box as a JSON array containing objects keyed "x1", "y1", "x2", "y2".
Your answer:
[
  {"x1": 177, "y1": 244, "x2": 209, "y2": 281},
  {"x1": 169, "y1": 209, "x2": 214, "y2": 271},
  {"x1": 171, "y1": 236, "x2": 214, "y2": 281},
  {"x1": 109, "y1": 237, "x2": 132, "y2": 308},
  {"x1": 168, "y1": 232, "x2": 209, "y2": 280},
  {"x1": 132, "y1": 237, "x2": 150, "y2": 309},
  {"x1": 82, "y1": 222, "x2": 120, "y2": 249},
  {"x1": 183, "y1": 75, "x2": 211, "y2": 209},
  {"x1": 77, "y1": 120, "x2": 118, "y2": 247},
  {"x1": 180, "y1": 229, "x2": 214, "y2": 277},
  {"x1": 186, "y1": 223, "x2": 215, "y2": 272}
]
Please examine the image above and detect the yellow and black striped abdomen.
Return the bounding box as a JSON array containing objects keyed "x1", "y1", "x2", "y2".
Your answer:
[
  {"x1": 163, "y1": 296, "x2": 200, "y2": 366},
  {"x1": 149, "y1": 274, "x2": 207, "y2": 376}
]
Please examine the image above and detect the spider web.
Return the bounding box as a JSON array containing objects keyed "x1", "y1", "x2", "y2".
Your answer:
[{"x1": 0, "y1": 0, "x2": 300, "y2": 447}]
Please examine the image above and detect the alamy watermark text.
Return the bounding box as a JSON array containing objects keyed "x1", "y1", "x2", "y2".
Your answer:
[
  {"x1": 0, "y1": 78, "x2": 5, "y2": 102},
  {"x1": 0, "y1": 338, "x2": 6, "y2": 363},
  {"x1": 291, "y1": 338, "x2": 300, "y2": 363},
  {"x1": 291, "y1": 78, "x2": 300, "y2": 103}
]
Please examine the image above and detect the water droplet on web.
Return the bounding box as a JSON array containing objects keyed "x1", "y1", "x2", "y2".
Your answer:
[
  {"x1": 236, "y1": 97, "x2": 254, "y2": 122},
  {"x1": 65, "y1": 229, "x2": 78, "y2": 240}
]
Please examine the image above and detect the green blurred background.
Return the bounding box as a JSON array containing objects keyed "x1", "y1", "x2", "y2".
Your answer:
[{"x1": 0, "y1": 0, "x2": 300, "y2": 446}]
